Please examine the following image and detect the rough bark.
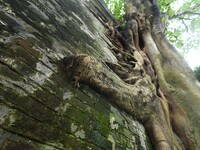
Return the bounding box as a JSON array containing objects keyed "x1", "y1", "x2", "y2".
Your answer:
[
  {"x1": 62, "y1": 0, "x2": 200, "y2": 150},
  {"x1": 62, "y1": 54, "x2": 173, "y2": 149}
]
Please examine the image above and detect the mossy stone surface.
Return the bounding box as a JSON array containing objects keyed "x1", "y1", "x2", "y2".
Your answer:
[{"x1": 0, "y1": 0, "x2": 151, "y2": 149}]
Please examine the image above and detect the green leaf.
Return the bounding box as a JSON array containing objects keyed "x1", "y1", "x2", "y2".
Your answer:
[
  {"x1": 168, "y1": 9, "x2": 175, "y2": 17},
  {"x1": 194, "y1": 66, "x2": 200, "y2": 81},
  {"x1": 103, "y1": 0, "x2": 125, "y2": 24}
]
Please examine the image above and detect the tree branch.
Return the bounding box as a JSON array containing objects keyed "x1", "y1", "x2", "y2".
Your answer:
[
  {"x1": 170, "y1": 2, "x2": 200, "y2": 20},
  {"x1": 181, "y1": 19, "x2": 189, "y2": 32},
  {"x1": 172, "y1": 11, "x2": 200, "y2": 19},
  {"x1": 177, "y1": 17, "x2": 192, "y2": 20}
]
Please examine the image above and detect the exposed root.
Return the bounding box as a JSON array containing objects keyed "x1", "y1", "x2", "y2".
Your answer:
[
  {"x1": 62, "y1": 54, "x2": 176, "y2": 150},
  {"x1": 167, "y1": 96, "x2": 193, "y2": 150},
  {"x1": 61, "y1": 1, "x2": 194, "y2": 150},
  {"x1": 145, "y1": 117, "x2": 172, "y2": 150}
]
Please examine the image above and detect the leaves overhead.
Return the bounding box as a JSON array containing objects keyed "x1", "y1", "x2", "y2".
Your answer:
[
  {"x1": 103, "y1": 0, "x2": 125, "y2": 24},
  {"x1": 103, "y1": 0, "x2": 200, "y2": 55},
  {"x1": 160, "y1": 0, "x2": 200, "y2": 53},
  {"x1": 194, "y1": 66, "x2": 200, "y2": 81}
]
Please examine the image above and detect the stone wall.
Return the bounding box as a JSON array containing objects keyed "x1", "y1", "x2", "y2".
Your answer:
[{"x1": 0, "y1": 0, "x2": 152, "y2": 149}]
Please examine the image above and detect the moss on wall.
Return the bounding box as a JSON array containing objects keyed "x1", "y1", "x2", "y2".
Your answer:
[{"x1": 0, "y1": 0, "x2": 152, "y2": 149}]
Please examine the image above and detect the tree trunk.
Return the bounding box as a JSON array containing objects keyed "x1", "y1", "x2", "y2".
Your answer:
[{"x1": 0, "y1": 0, "x2": 200, "y2": 150}]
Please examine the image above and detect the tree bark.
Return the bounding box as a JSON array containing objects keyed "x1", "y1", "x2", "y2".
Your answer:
[{"x1": 62, "y1": 0, "x2": 200, "y2": 149}]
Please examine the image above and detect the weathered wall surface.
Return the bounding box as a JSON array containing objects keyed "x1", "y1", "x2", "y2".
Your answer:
[{"x1": 0, "y1": 0, "x2": 151, "y2": 149}]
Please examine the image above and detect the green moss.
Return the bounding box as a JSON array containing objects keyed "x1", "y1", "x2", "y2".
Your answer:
[
  {"x1": 0, "y1": 47, "x2": 37, "y2": 76},
  {"x1": 2, "y1": 110, "x2": 21, "y2": 127},
  {"x1": 88, "y1": 130, "x2": 112, "y2": 149},
  {"x1": 0, "y1": 84, "x2": 58, "y2": 124},
  {"x1": 2, "y1": 139, "x2": 36, "y2": 150},
  {"x1": 8, "y1": 45, "x2": 39, "y2": 67},
  {"x1": 63, "y1": 134, "x2": 103, "y2": 150},
  {"x1": 1, "y1": 40, "x2": 42, "y2": 67},
  {"x1": 68, "y1": 97, "x2": 110, "y2": 129},
  {"x1": 0, "y1": 64, "x2": 22, "y2": 81},
  {"x1": 64, "y1": 106, "x2": 91, "y2": 124},
  {"x1": 32, "y1": 86, "x2": 63, "y2": 109},
  {"x1": 3, "y1": 112, "x2": 64, "y2": 147}
]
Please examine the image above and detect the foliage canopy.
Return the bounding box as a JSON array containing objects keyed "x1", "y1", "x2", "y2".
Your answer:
[
  {"x1": 103, "y1": 0, "x2": 200, "y2": 54},
  {"x1": 194, "y1": 66, "x2": 200, "y2": 81}
]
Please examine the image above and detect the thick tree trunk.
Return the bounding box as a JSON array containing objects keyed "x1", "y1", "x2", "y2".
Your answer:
[
  {"x1": 62, "y1": 0, "x2": 200, "y2": 149},
  {"x1": 120, "y1": 0, "x2": 200, "y2": 149},
  {"x1": 0, "y1": 0, "x2": 200, "y2": 150}
]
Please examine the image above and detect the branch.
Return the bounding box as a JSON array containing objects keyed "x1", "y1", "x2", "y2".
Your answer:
[
  {"x1": 177, "y1": 17, "x2": 192, "y2": 20},
  {"x1": 181, "y1": 19, "x2": 189, "y2": 32},
  {"x1": 172, "y1": 11, "x2": 200, "y2": 19},
  {"x1": 191, "y1": 3, "x2": 200, "y2": 10},
  {"x1": 170, "y1": 2, "x2": 200, "y2": 19}
]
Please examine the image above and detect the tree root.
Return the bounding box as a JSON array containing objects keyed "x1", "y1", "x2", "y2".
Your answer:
[{"x1": 62, "y1": 54, "x2": 179, "y2": 150}]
